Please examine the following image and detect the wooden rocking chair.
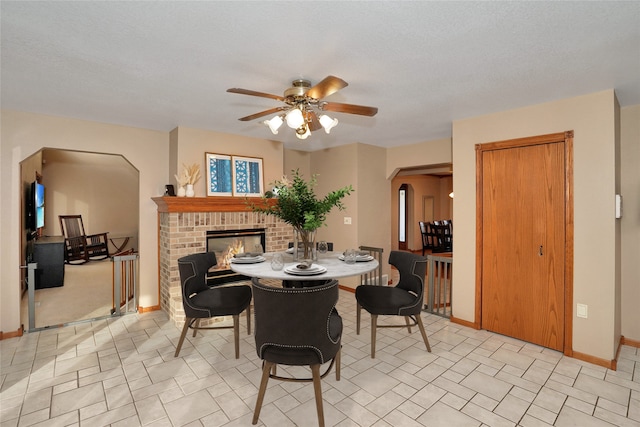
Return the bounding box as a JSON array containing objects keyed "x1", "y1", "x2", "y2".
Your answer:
[{"x1": 59, "y1": 215, "x2": 110, "y2": 264}]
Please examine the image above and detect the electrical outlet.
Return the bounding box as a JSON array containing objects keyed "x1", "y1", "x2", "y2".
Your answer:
[
  {"x1": 577, "y1": 303, "x2": 588, "y2": 319},
  {"x1": 343, "y1": 217, "x2": 352, "y2": 225}
]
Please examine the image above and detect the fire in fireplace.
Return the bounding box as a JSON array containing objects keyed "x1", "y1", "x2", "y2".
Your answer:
[{"x1": 206, "y1": 228, "x2": 266, "y2": 285}]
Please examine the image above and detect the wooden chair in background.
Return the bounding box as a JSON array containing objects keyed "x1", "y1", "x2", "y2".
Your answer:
[{"x1": 59, "y1": 215, "x2": 110, "y2": 264}]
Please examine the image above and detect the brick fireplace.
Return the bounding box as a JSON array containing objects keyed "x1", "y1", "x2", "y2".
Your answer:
[{"x1": 152, "y1": 196, "x2": 291, "y2": 326}]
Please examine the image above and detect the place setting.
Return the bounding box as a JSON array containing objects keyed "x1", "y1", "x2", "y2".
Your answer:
[
  {"x1": 230, "y1": 252, "x2": 265, "y2": 264},
  {"x1": 283, "y1": 262, "x2": 327, "y2": 276},
  {"x1": 338, "y1": 249, "x2": 374, "y2": 264}
]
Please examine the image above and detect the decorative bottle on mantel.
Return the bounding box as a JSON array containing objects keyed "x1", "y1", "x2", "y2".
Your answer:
[
  {"x1": 185, "y1": 184, "x2": 195, "y2": 197},
  {"x1": 177, "y1": 186, "x2": 186, "y2": 197}
]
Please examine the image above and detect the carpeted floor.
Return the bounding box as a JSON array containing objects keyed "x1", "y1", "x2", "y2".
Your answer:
[{"x1": 21, "y1": 259, "x2": 114, "y2": 328}]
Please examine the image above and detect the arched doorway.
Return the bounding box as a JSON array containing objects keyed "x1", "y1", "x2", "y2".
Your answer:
[{"x1": 20, "y1": 148, "x2": 139, "y2": 328}]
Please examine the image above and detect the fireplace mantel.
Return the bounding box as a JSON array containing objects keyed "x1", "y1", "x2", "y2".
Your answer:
[{"x1": 152, "y1": 196, "x2": 276, "y2": 213}]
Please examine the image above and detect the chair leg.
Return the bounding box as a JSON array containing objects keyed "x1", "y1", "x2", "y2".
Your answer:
[
  {"x1": 335, "y1": 347, "x2": 341, "y2": 381},
  {"x1": 252, "y1": 361, "x2": 273, "y2": 425},
  {"x1": 233, "y1": 314, "x2": 240, "y2": 359},
  {"x1": 356, "y1": 302, "x2": 361, "y2": 335},
  {"x1": 370, "y1": 314, "x2": 378, "y2": 358},
  {"x1": 415, "y1": 315, "x2": 432, "y2": 352},
  {"x1": 311, "y1": 364, "x2": 325, "y2": 427},
  {"x1": 192, "y1": 319, "x2": 200, "y2": 337},
  {"x1": 174, "y1": 318, "x2": 191, "y2": 357},
  {"x1": 246, "y1": 304, "x2": 252, "y2": 335},
  {"x1": 404, "y1": 316, "x2": 413, "y2": 333}
]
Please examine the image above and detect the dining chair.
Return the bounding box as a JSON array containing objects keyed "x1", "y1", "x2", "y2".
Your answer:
[
  {"x1": 355, "y1": 250, "x2": 431, "y2": 358},
  {"x1": 174, "y1": 252, "x2": 252, "y2": 358},
  {"x1": 251, "y1": 278, "x2": 342, "y2": 427}
]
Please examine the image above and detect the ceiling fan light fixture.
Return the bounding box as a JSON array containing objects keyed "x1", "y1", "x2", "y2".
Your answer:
[
  {"x1": 319, "y1": 114, "x2": 338, "y2": 134},
  {"x1": 285, "y1": 108, "x2": 305, "y2": 129},
  {"x1": 263, "y1": 115, "x2": 283, "y2": 134},
  {"x1": 295, "y1": 124, "x2": 311, "y2": 140}
]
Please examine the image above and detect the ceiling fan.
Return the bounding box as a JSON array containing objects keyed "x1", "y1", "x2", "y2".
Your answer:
[{"x1": 227, "y1": 75, "x2": 378, "y2": 139}]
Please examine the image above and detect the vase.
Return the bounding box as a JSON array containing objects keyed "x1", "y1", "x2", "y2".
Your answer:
[
  {"x1": 185, "y1": 184, "x2": 195, "y2": 197},
  {"x1": 293, "y1": 228, "x2": 317, "y2": 262},
  {"x1": 177, "y1": 186, "x2": 186, "y2": 197}
]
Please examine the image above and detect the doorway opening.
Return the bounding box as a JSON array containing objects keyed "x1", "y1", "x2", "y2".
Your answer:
[
  {"x1": 390, "y1": 163, "x2": 453, "y2": 254},
  {"x1": 20, "y1": 148, "x2": 140, "y2": 329}
]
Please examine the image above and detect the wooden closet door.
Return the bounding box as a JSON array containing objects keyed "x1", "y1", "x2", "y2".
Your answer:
[{"x1": 481, "y1": 142, "x2": 565, "y2": 351}]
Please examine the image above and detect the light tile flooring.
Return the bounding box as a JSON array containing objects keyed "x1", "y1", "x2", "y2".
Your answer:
[{"x1": 1, "y1": 289, "x2": 639, "y2": 427}]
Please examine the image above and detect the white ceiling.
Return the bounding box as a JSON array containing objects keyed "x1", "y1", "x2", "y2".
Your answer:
[{"x1": 2, "y1": 1, "x2": 639, "y2": 152}]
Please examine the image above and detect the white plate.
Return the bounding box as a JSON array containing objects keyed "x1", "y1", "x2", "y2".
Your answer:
[
  {"x1": 284, "y1": 265, "x2": 327, "y2": 276},
  {"x1": 230, "y1": 256, "x2": 265, "y2": 264},
  {"x1": 338, "y1": 255, "x2": 374, "y2": 262}
]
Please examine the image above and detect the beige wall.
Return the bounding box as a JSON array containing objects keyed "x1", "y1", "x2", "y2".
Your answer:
[
  {"x1": 452, "y1": 90, "x2": 619, "y2": 360},
  {"x1": 170, "y1": 127, "x2": 284, "y2": 197},
  {"x1": 356, "y1": 143, "x2": 391, "y2": 264},
  {"x1": 283, "y1": 149, "x2": 311, "y2": 179},
  {"x1": 42, "y1": 150, "x2": 139, "y2": 246},
  {"x1": 620, "y1": 105, "x2": 640, "y2": 340},
  {"x1": 1, "y1": 110, "x2": 168, "y2": 333},
  {"x1": 386, "y1": 138, "x2": 452, "y2": 179}
]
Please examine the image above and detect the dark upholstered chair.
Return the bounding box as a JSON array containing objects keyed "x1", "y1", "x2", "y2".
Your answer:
[
  {"x1": 356, "y1": 251, "x2": 431, "y2": 358},
  {"x1": 174, "y1": 252, "x2": 252, "y2": 359},
  {"x1": 59, "y1": 215, "x2": 109, "y2": 263},
  {"x1": 251, "y1": 278, "x2": 342, "y2": 427}
]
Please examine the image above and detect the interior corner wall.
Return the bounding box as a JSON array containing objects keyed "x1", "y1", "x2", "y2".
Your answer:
[
  {"x1": 620, "y1": 104, "x2": 640, "y2": 341},
  {"x1": 452, "y1": 90, "x2": 618, "y2": 361},
  {"x1": 172, "y1": 127, "x2": 284, "y2": 197},
  {"x1": 310, "y1": 144, "x2": 360, "y2": 287},
  {"x1": 284, "y1": 149, "x2": 311, "y2": 179},
  {"x1": 356, "y1": 143, "x2": 391, "y2": 273},
  {"x1": 1, "y1": 110, "x2": 168, "y2": 333},
  {"x1": 169, "y1": 127, "x2": 179, "y2": 190}
]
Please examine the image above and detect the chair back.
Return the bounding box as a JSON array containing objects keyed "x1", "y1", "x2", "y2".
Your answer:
[
  {"x1": 389, "y1": 251, "x2": 427, "y2": 304},
  {"x1": 359, "y1": 246, "x2": 384, "y2": 286},
  {"x1": 59, "y1": 215, "x2": 87, "y2": 239},
  {"x1": 252, "y1": 278, "x2": 342, "y2": 365},
  {"x1": 178, "y1": 252, "x2": 216, "y2": 299}
]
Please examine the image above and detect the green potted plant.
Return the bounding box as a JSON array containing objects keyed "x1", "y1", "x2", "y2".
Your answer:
[{"x1": 248, "y1": 170, "x2": 353, "y2": 260}]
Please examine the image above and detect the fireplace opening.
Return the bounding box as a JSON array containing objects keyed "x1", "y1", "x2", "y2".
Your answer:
[{"x1": 206, "y1": 228, "x2": 266, "y2": 285}]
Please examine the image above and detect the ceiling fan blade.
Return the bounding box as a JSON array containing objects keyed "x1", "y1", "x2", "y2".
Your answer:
[
  {"x1": 238, "y1": 106, "x2": 287, "y2": 121},
  {"x1": 321, "y1": 102, "x2": 378, "y2": 117},
  {"x1": 306, "y1": 110, "x2": 322, "y2": 132},
  {"x1": 227, "y1": 88, "x2": 285, "y2": 102},
  {"x1": 306, "y1": 75, "x2": 348, "y2": 100}
]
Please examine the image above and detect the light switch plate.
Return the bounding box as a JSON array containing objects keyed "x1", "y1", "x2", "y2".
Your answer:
[
  {"x1": 344, "y1": 217, "x2": 352, "y2": 225},
  {"x1": 577, "y1": 303, "x2": 588, "y2": 319}
]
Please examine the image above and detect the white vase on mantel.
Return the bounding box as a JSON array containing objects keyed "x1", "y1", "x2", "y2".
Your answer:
[
  {"x1": 185, "y1": 184, "x2": 195, "y2": 197},
  {"x1": 177, "y1": 186, "x2": 186, "y2": 197}
]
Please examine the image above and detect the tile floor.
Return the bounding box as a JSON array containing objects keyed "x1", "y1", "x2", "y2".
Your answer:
[{"x1": 1, "y1": 289, "x2": 639, "y2": 427}]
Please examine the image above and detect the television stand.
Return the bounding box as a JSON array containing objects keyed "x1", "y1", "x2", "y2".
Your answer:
[{"x1": 32, "y1": 236, "x2": 65, "y2": 289}]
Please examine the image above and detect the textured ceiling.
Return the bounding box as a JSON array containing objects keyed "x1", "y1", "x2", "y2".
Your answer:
[{"x1": 2, "y1": 1, "x2": 639, "y2": 152}]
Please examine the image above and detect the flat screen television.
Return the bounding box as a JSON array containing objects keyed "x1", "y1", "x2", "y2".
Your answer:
[{"x1": 26, "y1": 181, "x2": 45, "y2": 234}]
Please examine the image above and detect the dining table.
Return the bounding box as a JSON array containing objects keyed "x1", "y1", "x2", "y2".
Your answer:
[{"x1": 228, "y1": 251, "x2": 379, "y2": 282}]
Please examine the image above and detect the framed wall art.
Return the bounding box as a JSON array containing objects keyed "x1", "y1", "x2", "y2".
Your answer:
[
  {"x1": 232, "y1": 156, "x2": 263, "y2": 197},
  {"x1": 205, "y1": 153, "x2": 233, "y2": 196}
]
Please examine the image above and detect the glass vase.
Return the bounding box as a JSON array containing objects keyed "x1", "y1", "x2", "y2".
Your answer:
[{"x1": 293, "y1": 228, "x2": 317, "y2": 262}]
